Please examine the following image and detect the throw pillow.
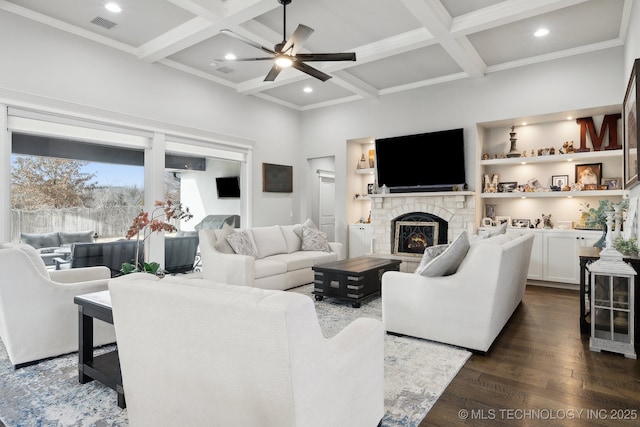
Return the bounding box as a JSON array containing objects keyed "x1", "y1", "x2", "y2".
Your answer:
[
  {"x1": 213, "y1": 223, "x2": 236, "y2": 254},
  {"x1": 294, "y1": 218, "x2": 318, "y2": 240},
  {"x1": 225, "y1": 229, "x2": 258, "y2": 257},
  {"x1": 301, "y1": 226, "x2": 331, "y2": 252},
  {"x1": 414, "y1": 244, "x2": 449, "y2": 274},
  {"x1": 490, "y1": 221, "x2": 508, "y2": 236},
  {"x1": 418, "y1": 231, "x2": 470, "y2": 277}
]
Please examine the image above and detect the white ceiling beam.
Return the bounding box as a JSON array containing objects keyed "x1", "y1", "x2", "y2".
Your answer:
[
  {"x1": 451, "y1": 0, "x2": 590, "y2": 35},
  {"x1": 401, "y1": 0, "x2": 485, "y2": 78},
  {"x1": 0, "y1": 0, "x2": 137, "y2": 55},
  {"x1": 330, "y1": 71, "x2": 378, "y2": 100},
  {"x1": 137, "y1": 0, "x2": 279, "y2": 63},
  {"x1": 235, "y1": 28, "x2": 434, "y2": 96}
]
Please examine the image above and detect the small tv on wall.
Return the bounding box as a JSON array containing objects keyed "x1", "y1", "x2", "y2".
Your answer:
[
  {"x1": 375, "y1": 128, "x2": 466, "y2": 192},
  {"x1": 216, "y1": 176, "x2": 240, "y2": 198}
]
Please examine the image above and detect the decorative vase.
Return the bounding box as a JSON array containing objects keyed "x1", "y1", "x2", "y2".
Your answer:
[{"x1": 593, "y1": 227, "x2": 606, "y2": 248}]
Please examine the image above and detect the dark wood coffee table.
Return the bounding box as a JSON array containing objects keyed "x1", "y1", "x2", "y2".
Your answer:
[
  {"x1": 313, "y1": 256, "x2": 401, "y2": 307},
  {"x1": 74, "y1": 291, "x2": 125, "y2": 408}
]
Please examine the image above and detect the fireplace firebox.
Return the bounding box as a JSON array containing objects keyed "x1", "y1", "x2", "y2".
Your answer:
[{"x1": 391, "y1": 212, "x2": 448, "y2": 256}]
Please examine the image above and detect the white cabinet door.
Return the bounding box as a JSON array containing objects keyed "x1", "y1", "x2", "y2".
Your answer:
[
  {"x1": 528, "y1": 232, "x2": 544, "y2": 280},
  {"x1": 507, "y1": 230, "x2": 543, "y2": 280},
  {"x1": 349, "y1": 224, "x2": 373, "y2": 258},
  {"x1": 544, "y1": 233, "x2": 581, "y2": 284}
]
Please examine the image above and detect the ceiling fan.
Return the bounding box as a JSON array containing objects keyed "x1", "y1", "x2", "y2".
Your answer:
[{"x1": 218, "y1": 0, "x2": 356, "y2": 82}]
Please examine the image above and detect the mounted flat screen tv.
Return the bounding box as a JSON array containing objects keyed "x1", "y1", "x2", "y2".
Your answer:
[
  {"x1": 375, "y1": 128, "x2": 466, "y2": 192},
  {"x1": 216, "y1": 176, "x2": 240, "y2": 198}
]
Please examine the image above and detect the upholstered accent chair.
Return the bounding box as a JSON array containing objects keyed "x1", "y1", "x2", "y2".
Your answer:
[
  {"x1": 109, "y1": 275, "x2": 384, "y2": 427},
  {"x1": 0, "y1": 243, "x2": 116, "y2": 368}
]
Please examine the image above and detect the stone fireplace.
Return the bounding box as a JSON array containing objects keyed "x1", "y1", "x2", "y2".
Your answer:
[{"x1": 369, "y1": 192, "x2": 476, "y2": 272}]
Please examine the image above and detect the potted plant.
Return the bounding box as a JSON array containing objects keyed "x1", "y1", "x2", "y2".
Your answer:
[
  {"x1": 121, "y1": 199, "x2": 193, "y2": 275},
  {"x1": 579, "y1": 199, "x2": 628, "y2": 247}
]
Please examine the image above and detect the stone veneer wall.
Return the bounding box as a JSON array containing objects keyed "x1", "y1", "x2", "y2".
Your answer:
[{"x1": 369, "y1": 193, "x2": 476, "y2": 272}]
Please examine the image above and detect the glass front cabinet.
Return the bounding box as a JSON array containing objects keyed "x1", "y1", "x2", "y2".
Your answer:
[{"x1": 590, "y1": 271, "x2": 636, "y2": 359}]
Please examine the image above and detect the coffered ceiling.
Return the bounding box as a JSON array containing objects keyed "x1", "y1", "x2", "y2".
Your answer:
[{"x1": 0, "y1": 0, "x2": 631, "y2": 110}]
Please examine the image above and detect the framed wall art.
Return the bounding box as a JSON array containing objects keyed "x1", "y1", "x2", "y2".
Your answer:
[
  {"x1": 262, "y1": 163, "x2": 293, "y2": 193},
  {"x1": 624, "y1": 58, "x2": 639, "y2": 189},
  {"x1": 575, "y1": 163, "x2": 602, "y2": 190}
]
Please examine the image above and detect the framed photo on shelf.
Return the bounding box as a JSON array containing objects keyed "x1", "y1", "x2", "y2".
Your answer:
[
  {"x1": 624, "y1": 58, "x2": 639, "y2": 190},
  {"x1": 497, "y1": 182, "x2": 517, "y2": 192},
  {"x1": 495, "y1": 216, "x2": 511, "y2": 226},
  {"x1": 511, "y1": 218, "x2": 530, "y2": 228},
  {"x1": 484, "y1": 204, "x2": 496, "y2": 220},
  {"x1": 551, "y1": 175, "x2": 569, "y2": 188},
  {"x1": 602, "y1": 177, "x2": 621, "y2": 190},
  {"x1": 575, "y1": 163, "x2": 602, "y2": 190}
]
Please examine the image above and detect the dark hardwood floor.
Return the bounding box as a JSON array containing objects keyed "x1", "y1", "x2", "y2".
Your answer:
[{"x1": 421, "y1": 285, "x2": 640, "y2": 426}]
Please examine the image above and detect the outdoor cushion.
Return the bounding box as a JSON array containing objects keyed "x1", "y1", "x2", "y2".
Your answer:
[
  {"x1": 20, "y1": 232, "x2": 61, "y2": 249},
  {"x1": 59, "y1": 231, "x2": 93, "y2": 245}
]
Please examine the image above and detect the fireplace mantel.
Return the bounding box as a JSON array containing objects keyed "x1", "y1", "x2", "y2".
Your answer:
[{"x1": 370, "y1": 191, "x2": 475, "y2": 199}]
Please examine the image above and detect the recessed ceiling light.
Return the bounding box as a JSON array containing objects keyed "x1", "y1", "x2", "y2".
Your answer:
[
  {"x1": 567, "y1": 116, "x2": 573, "y2": 120},
  {"x1": 303, "y1": 87, "x2": 313, "y2": 93},
  {"x1": 534, "y1": 28, "x2": 549, "y2": 37},
  {"x1": 105, "y1": 2, "x2": 122, "y2": 13},
  {"x1": 224, "y1": 53, "x2": 236, "y2": 61},
  {"x1": 521, "y1": 122, "x2": 528, "y2": 126}
]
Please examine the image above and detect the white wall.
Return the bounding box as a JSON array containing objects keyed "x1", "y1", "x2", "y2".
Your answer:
[
  {"x1": 0, "y1": 11, "x2": 301, "y2": 228},
  {"x1": 180, "y1": 158, "x2": 242, "y2": 230},
  {"x1": 300, "y1": 48, "x2": 625, "y2": 246}
]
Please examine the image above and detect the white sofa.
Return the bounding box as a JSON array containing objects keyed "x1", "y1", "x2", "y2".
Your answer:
[
  {"x1": 109, "y1": 275, "x2": 384, "y2": 427},
  {"x1": 0, "y1": 243, "x2": 116, "y2": 367},
  {"x1": 198, "y1": 224, "x2": 345, "y2": 290},
  {"x1": 381, "y1": 233, "x2": 534, "y2": 353}
]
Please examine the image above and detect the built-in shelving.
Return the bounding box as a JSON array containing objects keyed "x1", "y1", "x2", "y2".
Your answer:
[
  {"x1": 479, "y1": 149, "x2": 621, "y2": 166},
  {"x1": 481, "y1": 189, "x2": 624, "y2": 199}
]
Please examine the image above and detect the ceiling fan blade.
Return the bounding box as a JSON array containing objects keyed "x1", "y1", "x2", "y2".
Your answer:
[
  {"x1": 212, "y1": 57, "x2": 274, "y2": 63},
  {"x1": 291, "y1": 61, "x2": 332, "y2": 82},
  {"x1": 264, "y1": 64, "x2": 283, "y2": 82},
  {"x1": 295, "y1": 52, "x2": 356, "y2": 62},
  {"x1": 281, "y1": 24, "x2": 314, "y2": 55},
  {"x1": 220, "y1": 29, "x2": 276, "y2": 56}
]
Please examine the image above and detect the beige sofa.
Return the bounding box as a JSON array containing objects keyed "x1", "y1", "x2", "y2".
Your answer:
[
  {"x1": 109, "y1": 274, "x2": 384, "y2": 427},
  {"x1": 382, "y1": 232, "x2": 534, "y2": 353},
  {"x1": 199, "y1": 224, "x2": 345, "y2": 290}
]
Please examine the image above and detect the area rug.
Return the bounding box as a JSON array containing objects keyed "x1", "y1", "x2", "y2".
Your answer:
[{"x1": 0, "y1": 285, "x2": 470, "y2": 427}]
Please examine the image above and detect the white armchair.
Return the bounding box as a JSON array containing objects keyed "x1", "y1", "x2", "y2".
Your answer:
[
  {"x1": 109, "y1": 276, "x2": 384, "y2": 427},
  {"x1": 0, "y1": 243, "x2": 116, "y2": 368}
]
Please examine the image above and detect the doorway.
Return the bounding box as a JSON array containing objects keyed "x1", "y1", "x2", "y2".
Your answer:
[{"x1": 318, "y1": 171, "x2": 335, "y2": 241}]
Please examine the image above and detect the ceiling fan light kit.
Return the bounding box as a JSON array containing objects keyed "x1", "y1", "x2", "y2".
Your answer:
[{"x1": 217, "y1": 0, "x2": 355, "y2": 82}]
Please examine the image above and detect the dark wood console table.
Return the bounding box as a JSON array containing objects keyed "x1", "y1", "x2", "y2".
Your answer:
[
  {"x1": 74, "y1": 291, "x2": 125, "y2": 408},
  {"x1": 578, "y1": 247, "x2": 640, "y2": 345}
]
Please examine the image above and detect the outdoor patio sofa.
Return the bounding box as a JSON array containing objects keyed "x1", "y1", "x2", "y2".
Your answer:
[{"x1": 20, "y1": 230, "x2": 94, "y2": 266}]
